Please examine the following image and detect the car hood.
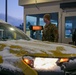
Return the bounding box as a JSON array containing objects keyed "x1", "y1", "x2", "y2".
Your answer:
[
  {"x1": 0, "y1": 40, "x2": 76, "y2": 58},
  {"x1": 0, "y1": 40, "x2": 76, "y2": 73}
]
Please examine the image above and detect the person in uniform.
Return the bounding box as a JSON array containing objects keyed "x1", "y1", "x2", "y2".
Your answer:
[{"x1": 42, "y1": 14, "x2": 58, "y2": 42}]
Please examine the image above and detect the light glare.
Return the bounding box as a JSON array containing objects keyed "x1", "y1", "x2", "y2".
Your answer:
[
  {"x1": 34, "y1": 58, "x2": 58, "y2": 71},
  {"x1": 10, "y1": 28, "x2": 15, "y2": 31},
  {"x1": 24, "y1": 59, "x2": 30, "y2": 64}
]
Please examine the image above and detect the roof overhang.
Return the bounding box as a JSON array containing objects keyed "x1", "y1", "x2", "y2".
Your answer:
[{"x1": 19, "y1": 0, "x2": 61, "y2": 6}]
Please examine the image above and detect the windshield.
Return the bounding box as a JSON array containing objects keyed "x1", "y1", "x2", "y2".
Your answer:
[{"x1": 0, "y1": 23, "x2": 31, "y2": 41}]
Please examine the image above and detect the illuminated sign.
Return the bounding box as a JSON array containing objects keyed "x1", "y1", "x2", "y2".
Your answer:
[{"x1": 29, "y1": 26, "x2": 43, "y2": 31}]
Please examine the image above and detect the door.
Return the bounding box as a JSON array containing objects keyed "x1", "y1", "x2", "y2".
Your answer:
[{"x1": 62, "y1": 11, "x2": 76, "y2": 44}]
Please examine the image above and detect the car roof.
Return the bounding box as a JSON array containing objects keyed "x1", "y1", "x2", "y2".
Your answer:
[{"x1": 0, "y1": 20, "x2": 8, "y2": 24}]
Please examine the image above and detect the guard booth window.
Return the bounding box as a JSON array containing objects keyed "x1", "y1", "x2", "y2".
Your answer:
[
  {"x1": 65, "y1": 16, "x2": 76, "y2": 38},
  {"x1": 26, "y1": 16, "x2": 37, "y2": 39},
  {"x1": 26, "y1": 12, "x2": 58, "y2": 40}
]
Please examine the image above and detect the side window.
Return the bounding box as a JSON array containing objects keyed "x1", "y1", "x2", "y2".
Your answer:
[
  {"x1": 15, "y1": 30, "x2": 30, "y2": 40},
  {"x1": 0, "y1": 29, "x2": 4, "y2": 40},
  {"x1": 0, "y1": 24, "x2": 14, "y2": 40},
  {"x1": 0, "y1": 23, "x2": 30, "y2": 41}
]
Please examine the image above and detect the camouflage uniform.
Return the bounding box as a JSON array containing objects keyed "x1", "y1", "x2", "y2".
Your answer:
[{"x1": 42, "y1": 23, "x2": 58, "y2": 42}]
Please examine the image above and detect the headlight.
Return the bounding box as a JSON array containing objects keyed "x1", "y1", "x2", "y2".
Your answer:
[
  {"x1": 22, "y1": 55, "x2": 76, "y2": 73},
  {"x1": 22, "y1": 56, "x2": 34, "y2": 68},
  {"x1": 34, "y1": 57, "x2": 58, "y2": 71},
  {"x1": 56, "y1": 58, "x2": 69, "y2": 66},
  {"x1": 59, "y1": 58, "x2": 69, "y2": 63},
  {"x1": 22, "y1": 56, "x2": 61, "y2": 71}
]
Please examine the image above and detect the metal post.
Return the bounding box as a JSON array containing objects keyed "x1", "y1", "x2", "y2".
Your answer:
[{"x1": 5, "y1": 0, "x2": 7, "y2": 22}]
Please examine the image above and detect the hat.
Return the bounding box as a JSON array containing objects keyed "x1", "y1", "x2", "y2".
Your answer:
[{"x1": 43, "y1": 14, "x2": 51, "y2": 21}]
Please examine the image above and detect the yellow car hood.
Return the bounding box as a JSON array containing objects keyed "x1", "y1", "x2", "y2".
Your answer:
[
  {"x1": 0, "y1": 40, "x2": 76, "y2": 58},
  {"x1": 0, "y1": 40, "x2": 76, "y2": 75}
]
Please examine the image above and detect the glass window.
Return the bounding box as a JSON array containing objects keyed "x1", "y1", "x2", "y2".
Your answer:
[
  {"x1": 26, "y1": 16, "x2": 37, "y2": 26},
  {"x1": 39, "y1": 13, "x2": 58, "y2": 27},
  {"x1": 0, "y1": 29, "x2": 4, "y2": 39},
  {"x1": 0, "y1": 23, "x2": 30, "y2": 41},
  {"x1": 26, "y1": 13, "x2": 58, "y2": 40},
  {"x1": 26, "y1": 16, "x2": 37, "y2": 37},
  {"x1": 65, "y1": 16, "x2": 76, "y2": 38},
  {"x1": 0, "y1": 0, "x2": 5, "y2": 21},
  {"x1": 51, "y1": 13, "x2": 58, "y2": 27},
  {"x1": 39, "y1": 18, "x2": 45, "y2": 26}
]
